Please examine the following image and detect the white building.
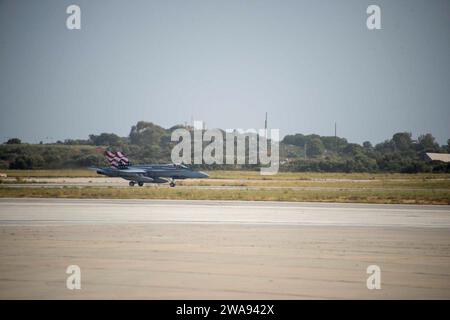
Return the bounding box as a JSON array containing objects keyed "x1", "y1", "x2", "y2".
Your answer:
[{"x1": 424, "y1": 153, "x2": 450, "y2": 163}]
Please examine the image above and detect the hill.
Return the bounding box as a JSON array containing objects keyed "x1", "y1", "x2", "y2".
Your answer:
[{"x1": 1, "y1": 121, "x2": 449, "y2": 173}]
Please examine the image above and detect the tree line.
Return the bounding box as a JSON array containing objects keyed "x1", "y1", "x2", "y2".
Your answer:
[
  {"x1": 281, "y1": 132, "x2": 450, "y2": 173},
  {"x1": 1, "y1": 121, "x2": 449, "y2": 173}
]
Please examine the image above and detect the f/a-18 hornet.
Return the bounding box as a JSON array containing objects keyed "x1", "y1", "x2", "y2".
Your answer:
[{"x1": 95, "y1": 151, "x2": 208, "y2": 187}]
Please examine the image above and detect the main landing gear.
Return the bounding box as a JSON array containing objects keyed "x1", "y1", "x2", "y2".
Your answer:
[
  {"x1": 129, "y1": 181, "x2": 144, "y2": 187},
  {"x1": 169, "y1": 179, "x2": 176, "y2": 188}
]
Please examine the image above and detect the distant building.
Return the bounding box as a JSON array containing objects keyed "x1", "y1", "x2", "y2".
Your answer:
[{"x1": 424, "y1": 153, "x2": 450, "y2": 163}]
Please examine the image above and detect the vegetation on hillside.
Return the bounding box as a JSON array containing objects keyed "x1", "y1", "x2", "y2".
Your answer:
[
  {"x1": 1, "y1": 121, "x2": 449, "y2": 173},
  {"x1": 282, "y1": 132, "x2": 450, "y2": 173}
]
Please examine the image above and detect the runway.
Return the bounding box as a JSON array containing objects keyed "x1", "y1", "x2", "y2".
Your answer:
[
  {"x1": 1, "y1": 198, "x2": 450, "y2": 228},
  {"x1": 0, "y1": 198, "x2": 449, "y2": 299}
]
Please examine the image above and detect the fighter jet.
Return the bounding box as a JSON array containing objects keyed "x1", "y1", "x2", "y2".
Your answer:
[{"x1": 95, "y1": 151, "x2": 208, "y2": 187}]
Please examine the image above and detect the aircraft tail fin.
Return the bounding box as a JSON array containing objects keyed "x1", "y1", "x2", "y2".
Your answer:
[{"x1": 104, "y1": 151, "x2": 130, "y2": 168}]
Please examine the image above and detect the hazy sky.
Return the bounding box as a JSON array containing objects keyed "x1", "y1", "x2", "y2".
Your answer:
[{"x1": 1, "y1": 0, "x2": 449, "y2": 144}]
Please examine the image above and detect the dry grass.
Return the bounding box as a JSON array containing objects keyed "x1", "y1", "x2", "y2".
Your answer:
[
  {"x1": 1, "y1": 169, "x2": 98, "y2": 178},
  {"x1": 1, "y1": 169, "x2": 449, "y2": 204},
  {"x1": 177, "y1": 178, "x2": 450, "y2": 190},
  {"x1": 206, "y1": 170, "x2": 450, "y2": 181},
  {"x1": 0, "y1": 186, "x2": 449, "y2": 205}
]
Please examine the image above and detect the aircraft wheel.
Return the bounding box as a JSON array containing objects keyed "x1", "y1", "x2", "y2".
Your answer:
[
  {"x1": 169, "y1": 182, "x2": 176, "y2": 188},
  {"x1": 129, "y1": 181, "x2": 135, "y2": 187},
  {"x1": 138, "y1": 182, "x2": 144, "y2": 187}
]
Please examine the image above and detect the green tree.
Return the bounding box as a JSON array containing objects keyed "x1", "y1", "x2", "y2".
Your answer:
[
  {"x1": 89, "y1": 133, "x2": 121, "y2": 146},
  {"x1": 306, "y1": 138, "x2": 324, "y2": 157},
  {"x1": 9, "y1": 155, "x2": 42, "y2": 169},
  {"x1": 343, "y1": 143, "x2": 364, "y2": 156},
  {"x1": 417, "y1": 133, "x2": 439, "y2": 152},
  {"x1": 363, "y1": 141, "x2": 373, "y2": 150},
  {"x1": 5, "y1": 138, "x2": 21, "y2": 144},
  {"x1": 129, "y1": 121, "x2": 167, "y2": 146},
  {"x1": 392, "y1": 132, "x2": 412, "y2": 152},
  {"x1": 282, "y1": 134, "x2": 306, "y2": 147}
]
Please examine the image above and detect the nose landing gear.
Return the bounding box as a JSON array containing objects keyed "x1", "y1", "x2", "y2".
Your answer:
[
  {"x1": 169, "y1": 179, "x2": 176, "y2": 187},
  {"x1": 129, "y1": 181, "x2": 135, "y2": 187}
]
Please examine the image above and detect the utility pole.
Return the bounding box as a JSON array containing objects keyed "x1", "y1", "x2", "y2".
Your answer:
[
  {"x1": 264, "y1": 112, "x2": 268, "y2": 138},
  {"x1": 334, "y1": 121, "x2": 337, "y2": 153}
]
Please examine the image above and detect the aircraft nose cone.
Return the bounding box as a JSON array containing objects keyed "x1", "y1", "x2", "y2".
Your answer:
[{"x1": 198, "y1": 171, "x2": 209, "y2": 178}]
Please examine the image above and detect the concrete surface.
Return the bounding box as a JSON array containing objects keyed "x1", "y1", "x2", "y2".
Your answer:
[{"x1": 0, "y1": 198, "x2": 449, "y2": 299}]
